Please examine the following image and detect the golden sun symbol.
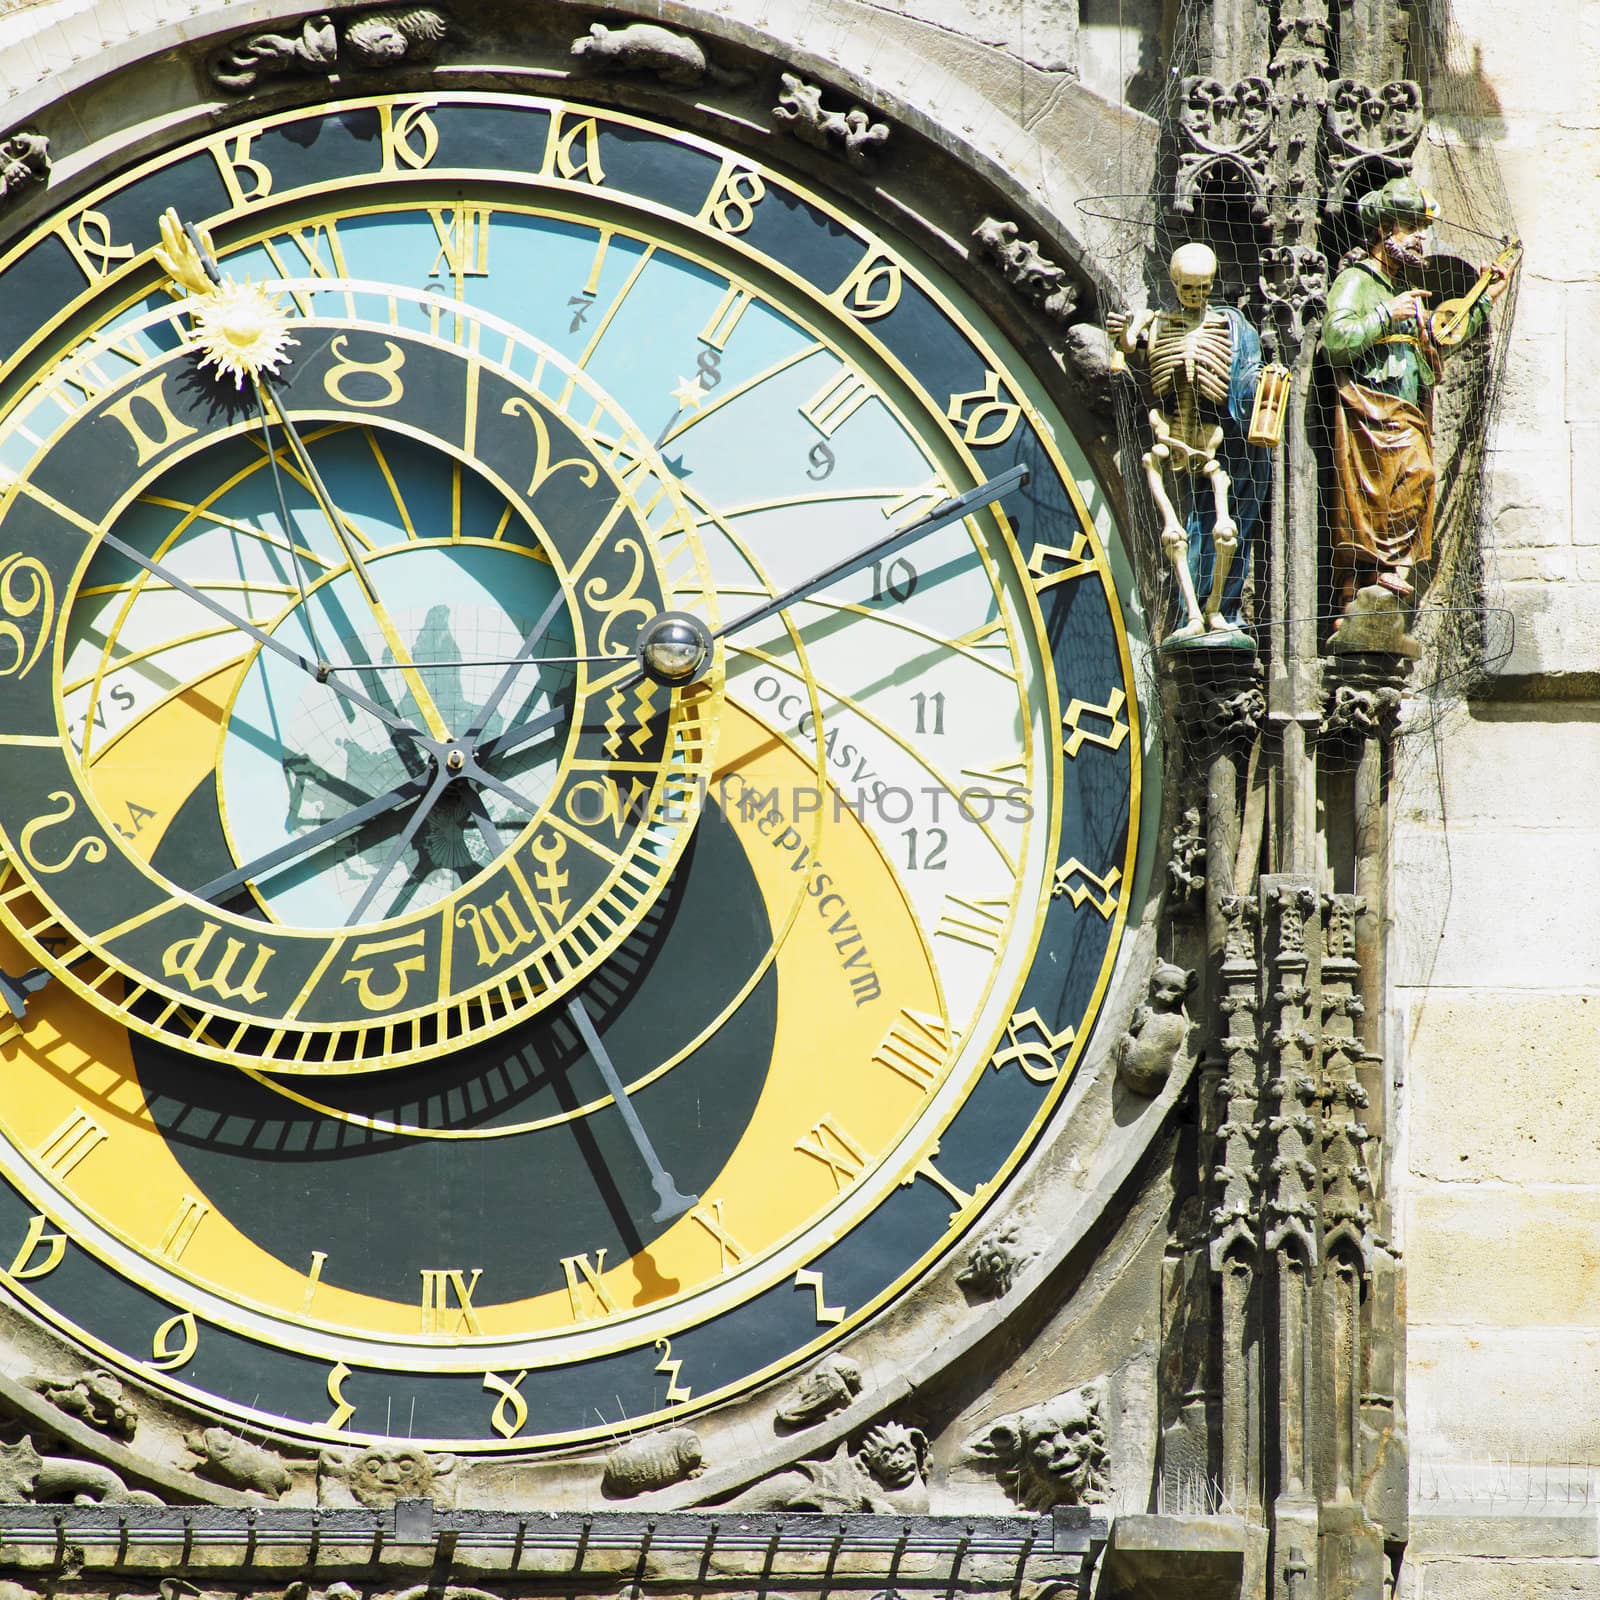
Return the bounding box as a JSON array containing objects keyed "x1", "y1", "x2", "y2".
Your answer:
[{"x1": 188, "y1": 280, "x2": 298, "y2": 388}]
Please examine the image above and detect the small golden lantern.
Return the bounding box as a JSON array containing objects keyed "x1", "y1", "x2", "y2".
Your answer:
[{"x1": 1247, "y1": 362, "x2": 1291, "y2": 448}]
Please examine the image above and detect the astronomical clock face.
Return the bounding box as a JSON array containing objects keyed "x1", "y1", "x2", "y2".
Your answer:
[{"x1": 0, "y1": 92, "x2": 1142, "y2": 1451}]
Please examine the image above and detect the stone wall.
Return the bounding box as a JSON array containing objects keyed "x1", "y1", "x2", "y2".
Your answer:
[{"x1": 1393, "y1": 0, "x2": 1600, "y2": 1593}]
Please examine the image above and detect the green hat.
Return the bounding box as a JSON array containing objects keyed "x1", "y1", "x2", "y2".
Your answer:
[{"x1": 1358, "y1": 176, "x2": 1439, "y2": 231}]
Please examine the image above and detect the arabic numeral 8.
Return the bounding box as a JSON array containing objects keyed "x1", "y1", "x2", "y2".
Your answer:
[
  {"x1": 870, "y1": 556, "x2": 917, "y2": 603},
  {"x1": 901, "y1": 827, "x2": 948, "y2": 870}
]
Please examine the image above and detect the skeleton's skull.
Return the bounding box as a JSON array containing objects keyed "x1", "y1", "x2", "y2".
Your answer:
[{"x1": 1169, "y1": 243, "x2": 1217, "y2": 311}]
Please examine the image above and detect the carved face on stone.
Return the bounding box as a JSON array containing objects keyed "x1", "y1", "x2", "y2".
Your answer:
[
  {"x1": 1168, "y1": 243, "x2": 1217, "y2": 310},
  {"x1": 1020, "y1": 1394, "x2": 1103, "y2": 1502},
  {"x1": 856, "y1": 1422, "x2": 926, "y2": 1489},
  {"x1": 345, "y1": 19, "x2": 408, "y2": 61},
  {"x1": 349, "y1": 1444, "x2": 435, "y2": 1506}
]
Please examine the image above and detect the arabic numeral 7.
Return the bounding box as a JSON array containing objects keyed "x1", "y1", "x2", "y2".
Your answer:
[
  {"x1": 870, "y1": 556, "x2": 918, "y2": 603},
  {"x1": 912, "y1": 690, "x2": 945, "y2": 735},
  {"x1": 902, "y1": 827, "x2": 948, "y2": 871}
]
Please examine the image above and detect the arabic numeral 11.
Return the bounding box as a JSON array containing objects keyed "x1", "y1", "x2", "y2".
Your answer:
[
  {"x1": 912, "y1": 690, "x2": 945, "y2": 735},
  {"x1": 870, "y1": 556, "x2": 918, "y2": 603}
]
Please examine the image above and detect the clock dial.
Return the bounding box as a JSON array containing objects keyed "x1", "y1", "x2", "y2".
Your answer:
[{"x1": 0, "y1": 92, "x2": 1144, "y2": 1451}]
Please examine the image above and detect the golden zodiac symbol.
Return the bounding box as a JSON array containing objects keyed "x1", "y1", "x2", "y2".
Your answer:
[
  {"x1": 581, "y1": 535, "x2": 655, "y2": 657},
  {"x1": 19, "y1": 791, "x2": 107, "y2": 875},
  {"x1": 528, "y1": 831, "x2": 571, "y2": 922},
  {"x1": 0, "y1": 553, "x2": 54, "y2": 680},
  {"x1": 500, "y1": 396, "x2": 600, "y2": 495}
]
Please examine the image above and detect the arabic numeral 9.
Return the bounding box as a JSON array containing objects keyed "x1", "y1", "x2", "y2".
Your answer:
[
  {"x1": 870, "y1": 556, "x2": 918, "y2": 604},
  {"x1": 901, "y1": 827, "x2": 947, "y2": 870},
  {"x1": 806, "y1": 441, "x2": 836, "y2": 481}
]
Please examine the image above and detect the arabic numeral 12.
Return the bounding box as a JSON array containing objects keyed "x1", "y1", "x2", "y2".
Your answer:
[{"x1": 902, "y1": 827, "x2": 948, "y2": 870}]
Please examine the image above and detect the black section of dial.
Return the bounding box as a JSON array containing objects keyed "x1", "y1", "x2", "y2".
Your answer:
[{"x1": 133, "y1": 797, "x2": 776, "y2": 1302}]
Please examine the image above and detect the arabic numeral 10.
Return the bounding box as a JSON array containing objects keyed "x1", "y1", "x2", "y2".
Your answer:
[{"x1": 870, "y1": 556, "x2": 918, "y2": 603}]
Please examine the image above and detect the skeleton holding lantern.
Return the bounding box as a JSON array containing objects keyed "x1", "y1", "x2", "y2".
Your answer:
[{"x1": 1107, "y1": 244, "x2": 1276, "y2": 644}]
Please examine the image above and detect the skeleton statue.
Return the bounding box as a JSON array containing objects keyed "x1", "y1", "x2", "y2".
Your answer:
[{"x1": 1107, "y1": 244, "x2": 1269, "y2": 642}]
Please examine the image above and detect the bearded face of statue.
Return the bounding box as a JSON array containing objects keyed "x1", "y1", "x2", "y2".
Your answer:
[{"x1": 1380, "y1": 221, "x2": 1429, "y2": 278}]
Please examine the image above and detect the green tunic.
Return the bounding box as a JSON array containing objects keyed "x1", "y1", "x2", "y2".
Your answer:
[{"x1": 1322, "y1": 257, "x2": 1487, "y2": 403}]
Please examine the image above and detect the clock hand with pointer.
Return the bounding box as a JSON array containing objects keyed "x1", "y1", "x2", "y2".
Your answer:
[{"x1": 154, "y1": 212, "x2": 1027, "y2": 1227}]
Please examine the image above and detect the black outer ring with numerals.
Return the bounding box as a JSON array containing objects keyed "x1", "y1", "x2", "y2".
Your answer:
[{"x1": 0, "y1": 90, "x2": 1148, "y2": 1452}]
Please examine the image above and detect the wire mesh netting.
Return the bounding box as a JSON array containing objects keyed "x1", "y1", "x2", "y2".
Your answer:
[{"x1": 1074, "y1": 0, "x2": 1519, "y2": 779}]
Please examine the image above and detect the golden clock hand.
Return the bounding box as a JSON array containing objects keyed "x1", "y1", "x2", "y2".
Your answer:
[
  {"x1": 259, "y1": 384, "x2": 457, "y2": 744},
  {"x1": 160, "y1": 214, "x2": 451, "y2": 739}
]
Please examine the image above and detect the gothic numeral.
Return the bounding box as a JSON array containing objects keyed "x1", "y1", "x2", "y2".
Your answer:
[
  {"x1": 561, "y1": 1250, "x2": 618, "y2": 1320},
  {"x1": 795, "y1": 1115, "x2": 868, "y2": 1190},
  {"x1": 1062, "y1": 688, "x2": 1131, "y2": 757},
  {"x1": 872, "y1": 1007, "x2": 949, "y2": 1091},
  {"x1": 1052, "y1": 858, "x2": 1123, "y2": 918},
  {"x1": 689, "y1": 1198, "x2": 750, "y2": 1274},
  {"x1": 428, "y1": 205, "x2": 492, "y2": 293},
  {"x1": 419, "y1": 1267, "x2": 484, "y2": 1335},
  {"x1": 934, "y1": 895, "x2": 1009, "y2": 954},
  {"x1": 37, "y1": 1108, "x2": 106, "y2": 1179},
  {"x1": 946, "y1": 371, "x2": 1021, "y2": 446},
  {"x1": 158, "y1": 1194, "x2": 209, "y2": 1263},
  {"x1": 800, "y1": 368, "x2": 874, "y2": 437}
]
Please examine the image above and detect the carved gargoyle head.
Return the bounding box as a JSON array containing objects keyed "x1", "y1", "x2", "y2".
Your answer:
[
  {"x1": 1150, "y1": 960, "x2": 1198, "y2": 1011},
  {"x1": 854, "y1": 1421, "x2": 927, "y2": 1490},
  {"x1": 967, "y1": 1381, "x2": 1111, "y2": 1510}
]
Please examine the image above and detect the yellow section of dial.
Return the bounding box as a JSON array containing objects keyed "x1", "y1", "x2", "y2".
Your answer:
[
  {"x1": 0, "y1": 699, "x2": 938, "y2": 1345},
  {"x1": 79, "y1": 660, "x2": 241, "y2": 863}
]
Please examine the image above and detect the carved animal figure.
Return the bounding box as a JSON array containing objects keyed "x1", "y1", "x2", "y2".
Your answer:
[
  {"x1": 184, "y1": 1426, "x2": 293, "y2": 1497},
  {"x1": 731, "y1": 1420, "x2": 928, "y2": 1513},
  {"x1": 0, "y1": 1435, "x2": 160, "y2": 1505},
  {"x1": 1115, "y1": 961, "x2": 1197, "y2": 1095},
  {"x1": 971, "y1": 217, "x2": 1078, "y2": 324},
  {"x1": 209, "y1": 15, "x2": 338, "y2": 89},
  {"x1": 966, "y1": 1382, "x2": 1111, "y2": 1510},
  {"x1": 31, "y1": 1368, "x2": 136, "y2": 1439},
  {"x1": 344, "y1": 8, "x2": 448, "y2": 68},
  {"x1": 601, "y1": 1427, "x2": 703, "y2": 1497},
  {"x1": 957, "y1": 1218, "x2": 1041, "y2": 1300},
  {"x1": 208, "y1": 7, "x2": 445, "y2": 90},
  {"x1": 774, "y1": 73, "x2": 889, "y2": 170},
  {"x1": 775, "y1": 1353, "x2": 862, "y2": 1428},
  {"x1": 0, "y1": 133, "x2": 49, "y2": 205},
  {"x1": 570, "y1": 23, "x2": 709, "y2": 85}
]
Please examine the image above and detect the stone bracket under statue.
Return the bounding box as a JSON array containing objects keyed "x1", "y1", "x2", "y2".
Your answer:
[{"x1": 1109, "y1": 244, "x2": 1285, "y2": 651}]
